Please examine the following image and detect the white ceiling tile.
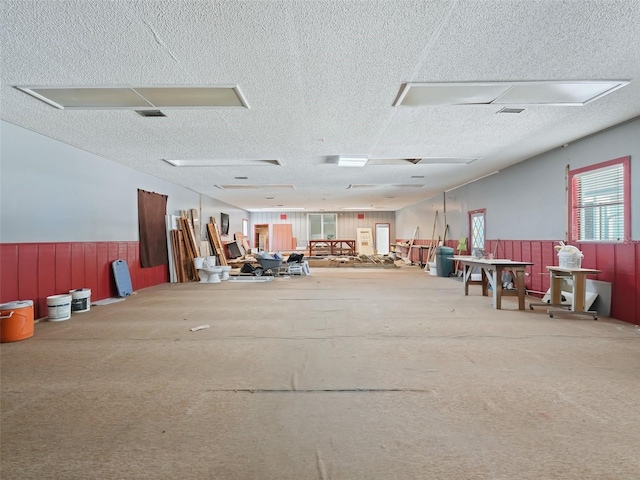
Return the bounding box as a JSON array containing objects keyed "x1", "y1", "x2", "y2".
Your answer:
[{"x1": 2, "y1": 0, "x2": 639, "y2": 211}]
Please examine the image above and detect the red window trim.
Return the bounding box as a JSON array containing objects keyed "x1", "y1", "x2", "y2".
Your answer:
[{"x1": 568, "y1": 155, "x2": 630, "y2": 244}]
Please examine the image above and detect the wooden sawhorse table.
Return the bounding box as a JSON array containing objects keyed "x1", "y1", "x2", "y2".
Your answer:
[
  {"x1": 452, "y1": 256, "x2": 533, "y2": 310},
  {"x1": 530, "y1": 266, "x2": 601, "y2": 320}
]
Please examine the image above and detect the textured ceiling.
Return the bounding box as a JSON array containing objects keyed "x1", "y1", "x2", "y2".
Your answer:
[{"x1": 2, "y1": 0, "x2": 639, "y2": 211}]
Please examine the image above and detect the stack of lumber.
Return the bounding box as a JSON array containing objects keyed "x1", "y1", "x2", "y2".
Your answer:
[{"x1": 169, "y1": 211, "x2": 200, "y2": 282}]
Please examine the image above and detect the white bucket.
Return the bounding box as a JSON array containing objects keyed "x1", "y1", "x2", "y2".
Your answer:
[
  {"x1": 557, "y1": 245, "x2": 583, "y2": 269},
  {"x1": 47, "y1": 294, "x2": 72, "y2": 321},
  {"x1": 558, "y1": 252, "x2": 582, "y2": 268},
  {"x1": 69, "y1": 289, "x2": 91, "y2": 313},
  {"x1": 428, "y1": 261, "x2": 437, "y2": 276}
]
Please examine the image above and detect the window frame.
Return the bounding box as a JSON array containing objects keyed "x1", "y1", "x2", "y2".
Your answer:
[
  {"x1": 307, "y1": 213, "x2": 337, "y2": 240},
  {"x1": 568, "y1": 156, "x2": 630, "y2": 244},
  {"x1": 468, "y1": 208, "x2": 486, "y2": 252}
]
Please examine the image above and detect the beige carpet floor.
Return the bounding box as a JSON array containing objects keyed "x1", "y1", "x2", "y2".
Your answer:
[{"x1": 2, "y1": 267, "x2": 639, "y2": 479}]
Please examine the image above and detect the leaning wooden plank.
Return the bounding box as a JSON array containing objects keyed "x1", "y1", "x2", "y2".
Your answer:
[
  {"x1": 171, "y1": 230, "x2": 181, "y2": 282},
  {"x1": 181, "y1": 217, "x2": 201, "y2": 268},
  {"x1": 191, "y1": 208, "x2": 200, "y2": 246},
  {"x1": 175, "y1": 230, "x2": 186, "y2": 282},
  {"x1": 207, "y1": 223, "x2": 217, "y2": 254},
  {"x1": 178, "y1": 229, "x2": 196, "y2": 282},
  {"x1": 208, "y1": 217, "x2": 228, "y2": 266},
  {"x1": 166, "y1": 216, "x2": 177, "y2": 283},
  {"x1": 207, "y1": 222, "x2": 226, "y2": 266},
  {"x1": 176, "y1": 230, "x2": 188, "y2": 283},
  {"x1": 183, "y1": 220, "x2": 200, "y2": 281},
  {"x1": 186, "y1": 215, "x2": 200, "y2": 258}
]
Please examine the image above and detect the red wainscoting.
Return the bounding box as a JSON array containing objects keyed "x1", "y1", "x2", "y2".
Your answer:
[
  {"x1": 1, "y1": 242, "x2": 168, "y2": 319},
  {"x1": 396, "y1": 238, "x2": 639, "y2": 324},
  {"x1": 482, "y1": 239, "x2": 639, "y2": 325}
]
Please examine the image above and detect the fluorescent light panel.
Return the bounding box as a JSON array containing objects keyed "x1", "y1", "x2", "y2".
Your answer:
[
  {"x1": 338, "y1": 156, "x2": 368, "y2": 167},
  {"x1": 348, "y1": 184, "x2": 423, "y2": 189},
  {"x1": 249, "y1": 207, "x2": 305, "y2": 211},
  {"x1": 362, "y1": 157, "x2": 477, "y2": 165},
  {"x1": 215, "y1": 184, "x2": 294, "y2": 190},
  {"x1": 415, "y1": 157, "x2": 477, "y2": 165},
  {"x1": 15, "y1": 85, "x2": 249, "y2": 109},
  {"x1": 393, "y1": 81, "x2": 629, "y2": 107},
  {"x1": 164, "y1": 159, "x2": 280, "y2": 167}
]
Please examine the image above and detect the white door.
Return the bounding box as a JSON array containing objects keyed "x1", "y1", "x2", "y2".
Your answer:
[{"x1": 375, "y1": 223, "x2": 390, "y2": 254}]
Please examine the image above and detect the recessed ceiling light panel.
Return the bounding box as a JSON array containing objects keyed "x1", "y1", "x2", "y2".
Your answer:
[
  {"x1": 394, "y1": 83, "x2": 509, "y2": 107},
  {"x1": 134, "y1": 86, "x2": 247, "y2": 108},
  {"x1": 163, "y1": 159, "x2": 280, "y2": 167},
  {"x1": 348, "y1": 184, "x2": 423, "y2": 189},
  {"x1": 416, "y1": 157, "x2": 478, "y2": 165},
  {"x1": 215, "y1": 184, "x2": 295, "y2": 190},
  {"x1": 15, "y1": 85, "x2": 249, "y2": 109},
  {"x1": 393, "y1": 81, "x2": 629, "y2": 107},
  {"x1": 338, "y1": 156, "x2": 368, "y2": 167},
  {"x1": 366, "y1": 158, "x2": 477, "y2": 165},
  {"x1": 16, "y1": 87, "x2": 152, "y2": 109},
  {"x1": 492, "y1": 81, "x2": 628, "y2": 105}
]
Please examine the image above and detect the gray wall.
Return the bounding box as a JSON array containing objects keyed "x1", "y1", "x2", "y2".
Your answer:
[
  {"x1": 0, "y1": 121, "x2": 247, "y2": 243},
  {"x1": 397, "y1": 117, "x2": 640, "y2": 242}
]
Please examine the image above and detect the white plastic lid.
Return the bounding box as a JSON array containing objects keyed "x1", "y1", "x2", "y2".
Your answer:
[
  {"x1": 558, "y1": 245, "x2": 583, "y2": 256},
  {"x1": 0, "y1": 300, "x2": 34, "y2": 310}
]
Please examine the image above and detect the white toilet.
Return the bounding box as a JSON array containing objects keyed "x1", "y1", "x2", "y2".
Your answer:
[
  {"x1": 194, "y1": 256, "x2": 222, "y2": 283},
  {"x1": 219, "y1": 265, "x2": 232, "y2": 281}
]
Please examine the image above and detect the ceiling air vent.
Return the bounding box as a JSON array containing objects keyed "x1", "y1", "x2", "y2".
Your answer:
[
  {"x1": 136, "y1": 110, "x2": 166, "y2": 117},
  {"x1": 497, "y1": 107, "x2": 525, "y2": 114}
]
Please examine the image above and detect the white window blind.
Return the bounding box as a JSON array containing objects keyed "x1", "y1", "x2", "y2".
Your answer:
[{"x1": 572, "y1": 163, "x2": 624, "y2": 241}]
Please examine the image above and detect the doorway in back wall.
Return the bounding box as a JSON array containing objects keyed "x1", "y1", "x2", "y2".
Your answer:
[{"x1": 254, "y1": 224, "x2": 269, "y2": 252}]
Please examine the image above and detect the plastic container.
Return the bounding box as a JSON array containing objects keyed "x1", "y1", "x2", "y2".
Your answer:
[
  {"x1": 435, "y1": 246, "x2": 455, "y2": 277},
  {"x1": 557, "y1": 245, "x2": 583, "y2": 269},
  {"x1": 69, "y1": 289, "x2": 91, "y2": 313},
  {"x1": 47, "y1": 294, "x2": 72, "y2": 321},
  {"x1": 0, "y1": 300, "x2": 34, "y2": 342}
]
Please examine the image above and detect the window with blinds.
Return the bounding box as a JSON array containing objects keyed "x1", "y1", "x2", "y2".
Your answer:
[{"x1": 569, "y1": 156, "x2": 630, "y2": 242}]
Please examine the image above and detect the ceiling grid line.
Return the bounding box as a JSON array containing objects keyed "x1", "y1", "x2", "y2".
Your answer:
[{"x1": 367, "y1": 0, "x2": 460, "y2": 159}]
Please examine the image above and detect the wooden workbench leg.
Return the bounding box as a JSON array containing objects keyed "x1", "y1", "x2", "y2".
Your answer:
[
  {"x1": 481, "y1": 268, "x2": 488, "y2": 297},
  {"x1": 494, "y1": 268, "x2": 502, "y2": 309},
  {"x1": 463, "y1": 265, "x2": 470, "y2": 295},
  {"x1": 515, "y1": 269, "x2": 526, "y2": 310},
  {"x1": 550, "y1": 273, "x2": 562, "y2": 305},
  {"x1": 573, "y1": 273, "x2": 586, "y2": 312}
]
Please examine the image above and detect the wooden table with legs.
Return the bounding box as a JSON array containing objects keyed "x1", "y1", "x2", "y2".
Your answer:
[
  {"x1": 308, "y1": 239, "x2": 356, "y2": 256},
  {"x1": 452, "y1": 256, "x2": 533, "y2": 310},
  {"x1": 539, "y1": 266, "x2": 601, "y2": 320}
]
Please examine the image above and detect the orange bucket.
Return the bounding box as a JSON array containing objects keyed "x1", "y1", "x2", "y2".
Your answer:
[{"x1": 0, "y1": 300, "x2": 34, "y2": 343}]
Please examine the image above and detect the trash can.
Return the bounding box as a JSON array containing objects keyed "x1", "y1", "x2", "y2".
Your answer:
[{"x1": 435, "y1": 246, "x2": 454, "y2": 277}]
